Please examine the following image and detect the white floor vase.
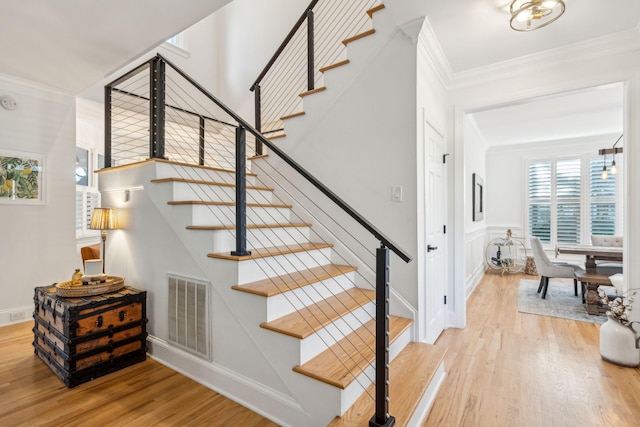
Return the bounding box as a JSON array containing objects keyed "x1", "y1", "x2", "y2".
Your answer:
[{"x1": 599, "y1": 315, "x2": 640, "y2": 367}]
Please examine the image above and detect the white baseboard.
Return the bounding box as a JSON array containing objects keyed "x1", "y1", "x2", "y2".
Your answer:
[
  {"x1": 0, "y1": 305, "x2": 33, "y2": 327},
  {"x1": 407, "y1": 360, "x2": 446, "y2": 426},
  {"x1": 466, "y1": 263, "x2": 486, "y2": 300},
  {"x1": 146, "y1": 335, "x2": 309, "y2": 427}
]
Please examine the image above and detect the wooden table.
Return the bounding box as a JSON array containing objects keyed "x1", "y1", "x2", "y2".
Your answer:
[{"x1": 556, "y1": 245, "x2": 623, "y2": 273}]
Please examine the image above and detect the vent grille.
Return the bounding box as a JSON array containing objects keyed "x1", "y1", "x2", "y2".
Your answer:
[{"x1": 168, "y1": 274, "x2": 210, "y2": 360}]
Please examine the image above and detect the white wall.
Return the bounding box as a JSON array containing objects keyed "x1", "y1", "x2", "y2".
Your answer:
[
  {"x1": 0, "y1": 76, "x2": 77, "y2": 325},
  {"x1": 214, "y1": 0, "x2": 308, "y2": 117},
  {"x1": 463, "y1": 117, "x2": 486, "y2": 297},
  {"x1": 272, "y1": 24, "x2": 420, "y2": 308}
]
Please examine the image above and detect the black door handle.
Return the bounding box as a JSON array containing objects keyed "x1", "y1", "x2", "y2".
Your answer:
[{"x1": 427, "y1": 245, "x2": 438, "y2": 252}]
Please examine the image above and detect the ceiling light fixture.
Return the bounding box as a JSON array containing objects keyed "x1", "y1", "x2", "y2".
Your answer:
[{"x1": 510, "y1": 0, "x2": 565, "y2": 32}]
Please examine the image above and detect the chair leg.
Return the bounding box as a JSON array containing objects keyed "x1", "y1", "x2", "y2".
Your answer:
[
  {"x1": 537, "y1": 277, "x2": 545, "y2": 293},
  {"x1": 541, "y1": 276, "x2": 550, "y2": 299},
  {"x1": 581, "y1": 282, "x2": 586, "y2": 304},
  {"x1": 574, "y1": 279, "x2": 578, "y2": 297}
]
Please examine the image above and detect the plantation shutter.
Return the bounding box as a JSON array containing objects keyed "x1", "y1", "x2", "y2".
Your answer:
[
  {"x1": 590, "y1": 158, "x2": 616, "y2": 236},
  {"x1": 528, "y1": 161, "x2": 551, "y2": 243},
  {"x1": 556, "y1": 159, "x2": 581, "y2": 244}
]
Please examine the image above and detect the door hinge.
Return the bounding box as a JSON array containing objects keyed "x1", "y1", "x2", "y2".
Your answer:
[
  {"x1": 443, "y1": 153, "x2": 450, "y2": 164},
  {"x1": 443, "y1": 225, "x2": 446, "y2": 234},
  {"x1": 444, "y1": 295, "x2": 447, "y2": 305}
]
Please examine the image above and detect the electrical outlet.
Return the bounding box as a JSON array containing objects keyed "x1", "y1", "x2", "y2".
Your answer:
[{"x1": 10, "y1": 311, "x2": 27, "y2": 321}]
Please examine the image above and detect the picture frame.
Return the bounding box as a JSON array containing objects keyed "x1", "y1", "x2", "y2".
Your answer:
[
  {"x1": 0, "y1": 149, "x2": 45, "y2": 204},
  {"x1": 472, "y1": 173, "x2": 484, "y2": 221}
]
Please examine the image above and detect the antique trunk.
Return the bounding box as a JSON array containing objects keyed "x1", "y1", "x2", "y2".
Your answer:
[{"x1": 33, "y1": 285, "x2": 147, "y2": 387}]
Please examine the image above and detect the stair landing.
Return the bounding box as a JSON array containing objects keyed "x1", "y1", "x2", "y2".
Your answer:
[{"x1": 328, "y1": 343, "x2": 447, "y2": 427}]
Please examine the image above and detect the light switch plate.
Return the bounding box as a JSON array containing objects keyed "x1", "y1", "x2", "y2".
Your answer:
[{"x1": 391, "y1": 185, "x2": 403, "y2": 202}]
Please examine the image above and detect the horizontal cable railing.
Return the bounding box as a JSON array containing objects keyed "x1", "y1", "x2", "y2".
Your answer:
[
  {"x1": 105, "y1": 52, "x2": 408, "y2": 426},
  {"x1": 250, "y1": 0, "x2": 380, "y2": 152}
]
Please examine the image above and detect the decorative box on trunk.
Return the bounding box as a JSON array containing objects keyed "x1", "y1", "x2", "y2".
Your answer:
[{"x1": 33, "y1": 285, "x2": 148, "y2": 388}]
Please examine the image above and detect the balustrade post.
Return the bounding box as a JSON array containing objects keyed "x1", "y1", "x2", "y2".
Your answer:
[
  {"x1": 307, "y1": 9, "x2": 315, "y2": 92},
  {"x1": 370, "y1": 244, "x2": 395, "y2": 427},
  {"x1": 150, "y1": 56, "x2": 166, "y2": 159},
  {"x1": 104, "y1": 85, "x2": 112, "y2": 168},
  {"x1": 199, "y1": 116, "x2": 206, "y2": 166},
  {"x1": 254, "y1": 83, "x2": 263, "y2": 156},
  {"x1": 231, "y1": 126, "x2": 251, "y2": 256}
]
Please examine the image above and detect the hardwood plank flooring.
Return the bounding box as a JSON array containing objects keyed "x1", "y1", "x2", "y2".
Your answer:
[
  {"x1": 0, "y1": 322, "x2": 276, "y2": 427},
  {"x1": 424, "y1": 271, "x2": 640, "y2": 427},
  {"x1": 3, "y1": 272, "x2": 639, "y2": 426}
]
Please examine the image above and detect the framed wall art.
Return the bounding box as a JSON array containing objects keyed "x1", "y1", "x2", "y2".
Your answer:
[
  {"x1": 0, "y1": 149, "x2": 45, "y2": 204},
  {"x1": 472, "y1": 173, "x2": 484, "y2": 221}
]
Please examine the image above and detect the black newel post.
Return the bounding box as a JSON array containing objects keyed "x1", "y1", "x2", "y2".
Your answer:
[
  {"x1": 231, "y1": 126, "x2": 251, "y2": 256},
  {"x1": 306, "y1": 9, "x2": 315, "y2": 92},
  {"x1": 254, "y1": 83, "x2": 263, "y2": 156},
  {"x1": 150, "y1": 56, "x2": 166, "y2": 159},
  {"x1": 104, "y1": 85, "x2": 112, "y2": 168},
  {"x1": 199, "y1": 116, "x2": 206, "y2": 166},
  {"x1": 370, "y1": 245, "x2": 395, "y2": 427}
]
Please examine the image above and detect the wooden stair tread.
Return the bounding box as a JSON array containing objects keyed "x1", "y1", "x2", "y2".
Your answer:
[
  {"x1": 248, "y1": 154, "x2": 269, "y2": 161},
  {"x1": 96, "y1": 158, "x2": 257, "y2": 176},
  {"x1": 299, "y1": 87, "x2": 326, "y2": 98},
  {"x1": 151, "y1": 177, "x2": 273, "y2": 192},
  {"x1": 232, "y1": 264, "x2": 356, "y2": 297},
  {"x1": 260, "y1": 288, "x2": 375, "y2": 339},
  {"x1": 320, "y1": 59, "x2": 350, "y2": 73},
  {"x1": 293, "y1": 316, "x2": 412, "y2": 389},
  {"x1": 280, "y1": 111, "x2": 305, "y2": 121},
  {"x1": 208, "y1": 242, "x2": 333, "y2": 261},
  {"x1": 328, "y1": 342, "x2": 447, "y2": 426},
  {"x1": 367, "y1": 4, "x2": 385, "y2": 18},
  {"x1": 167, "y1": 200, "x2": 291, "y2": 208},
  {"x1": 187, "y1": 223, "x2": 311, "y2": 232},
  {"x1": 342, "y1": 29, "x2": 375, "y2": 46},
  {"x1": 268, "y1": 133, "x2": 286, "y2": 140}
]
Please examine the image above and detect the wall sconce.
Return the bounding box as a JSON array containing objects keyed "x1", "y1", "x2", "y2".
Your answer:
[{"x1": 598, "y1": 134, "x2": 623, "y2": 180}]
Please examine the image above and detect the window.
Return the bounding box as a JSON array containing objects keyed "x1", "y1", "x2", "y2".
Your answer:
[
  {"x1": 527, "y1": 155, "x2": 620, "y2": 247},
  {"x1": 75, "y1": 147, "x2": 101, "y2": 238},
  {"x1": 590, "y1": 158, "x2": 617, "y2": 235}
]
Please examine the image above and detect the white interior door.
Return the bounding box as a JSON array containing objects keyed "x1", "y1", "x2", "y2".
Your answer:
[{"x1": 424, "y1": 121, "x2": 447, "y2": 344}]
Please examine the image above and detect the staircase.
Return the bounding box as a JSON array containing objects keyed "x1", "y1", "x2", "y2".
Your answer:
[{"x1": 99, "y1": 1, "x2": 447, "y2": 425}]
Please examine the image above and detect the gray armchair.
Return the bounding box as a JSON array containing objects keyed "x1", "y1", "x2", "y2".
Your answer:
[{"x1": 530, "y1": 237, "x2": 585, "y2": 299}]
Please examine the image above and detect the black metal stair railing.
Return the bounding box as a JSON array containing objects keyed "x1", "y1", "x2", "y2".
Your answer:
[
  {"x1": 104, "y1": 52, "x2": 409, "y2": 426},
  {"x1": 250, "y1": 0, "x2": 380, "y2": 155}
]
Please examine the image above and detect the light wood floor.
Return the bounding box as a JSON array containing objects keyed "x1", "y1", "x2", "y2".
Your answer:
[
  {"x1": 0, "y1": 323, "x2": 276, "y2": 426},
  {"x1": 425, "y1": 271, "x2": 640, "y2": 427},
  {"x1": 3, "y1": 272, "x2": 640, "y2": 426}
]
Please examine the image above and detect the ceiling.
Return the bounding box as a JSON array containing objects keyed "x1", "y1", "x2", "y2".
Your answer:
[
  {"x1": 0, "y1": 0, "x2": 230, "y2": 94},
  {"x1": 0, "y1": 0, "x2": 637, "y2": 146},
  {"x1": 424, "y1": 0, "x2": 640, "y2": 146}
]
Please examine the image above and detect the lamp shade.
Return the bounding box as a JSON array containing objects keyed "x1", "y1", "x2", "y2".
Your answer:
[
  {"x1": 89, "y1": 208, "x2": 120, "y2": 230},
  {"x1": 510, "y1": 0, "x2": 565, "y2": 32}
]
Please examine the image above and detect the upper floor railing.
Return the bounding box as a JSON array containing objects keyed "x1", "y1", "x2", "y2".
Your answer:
[{"x1": 250, "y1": 0, "x2": 380, "y2": 155}]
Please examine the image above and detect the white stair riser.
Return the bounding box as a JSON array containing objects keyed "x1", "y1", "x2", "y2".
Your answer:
[
  {"x1": 338, "y1": 324, "x2": 412, "y2": 414},
  {"x1": 155, "y1": 162, "x2": 257, "y2": 186},
  {"x1": 169, "y1": 181, "x2": 274, "y2": 204},
  {"x1": 237, "y1": 247, "x2": 333, "y2": 285},
  {"x1": 211, "y1": 226, "x2": 311, "y2": 253},
  {"x1": 299, "y1": 301, "x2": 375, "y2": 364},
  {"x1": 190, "y1": 204, "x2": 291, "y2": 226},
  {"x1": 264, "y1": 272, "x2": 356, "y2": 322}
]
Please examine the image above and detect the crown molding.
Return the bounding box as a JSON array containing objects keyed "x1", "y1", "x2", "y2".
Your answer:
[
  {"x1": 418, "y1": 23, "x2": 640, "y2": 92},
  {"x1": 447, "y1": 27, "x2": 640, "y2": 90}
]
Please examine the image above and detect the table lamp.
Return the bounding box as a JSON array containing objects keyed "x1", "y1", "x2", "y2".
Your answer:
[{"x1": 89, "y1": 207, "x2": 120, "y2": 274}]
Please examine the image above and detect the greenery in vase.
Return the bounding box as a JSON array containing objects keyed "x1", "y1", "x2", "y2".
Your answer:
[
  {"x1": 598, "y1": 287, "x2": 636, "y2": 325},
  {"x1": 0, "y1": 156, "x2": 40, "y2": 199}
]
